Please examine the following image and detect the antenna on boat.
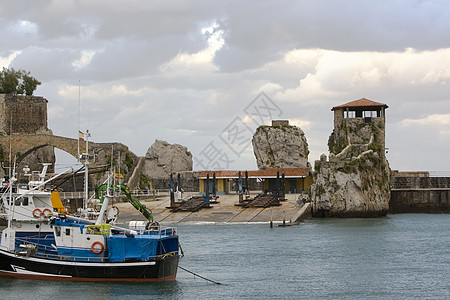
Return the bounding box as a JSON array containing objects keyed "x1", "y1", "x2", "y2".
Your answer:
[
  {"x1": 8, "y1": 114, "x2": 12, "y2": 180},
  {"x1": 7, "y1": 157, "x2": 17, "y2": 229},
  {"x1": 76, "y1": 80, "x2": 94, "y2": 215},
  {"x1": 80, "y1": 129, "x2": 92, "y2": 213},
  {"x1": 77, "y1": 80, "x2": 84, "y2": 161}
]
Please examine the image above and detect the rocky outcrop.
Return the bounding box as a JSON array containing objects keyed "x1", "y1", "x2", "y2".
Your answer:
[
  {"x1": 311, "y1": 158, "x2": 390, "y2": 217},
  {"x1": 142, "y1": 140, "x2": 193, "y2": 179},
  {"x1": 310, "y1": 118, "x2": 390, "y2": 217},
  {"x1": 18, "y1": 146, "x2": 56, "y2": 182},
  {"x1": 91, "y1": 142, "x2": 139, "y2": 183},
  {"x1": 252, "y1": 124, "x2": 309, "y2": 170}
]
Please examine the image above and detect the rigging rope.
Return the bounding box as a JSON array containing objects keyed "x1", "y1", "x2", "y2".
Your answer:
[{"x1": 178, "y1": 266, "x2": 222, "y2": 285}]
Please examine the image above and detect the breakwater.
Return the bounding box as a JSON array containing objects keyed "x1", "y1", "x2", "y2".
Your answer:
[{"x1": 390, "y1": 176, "x2": 450, "y2": 213}]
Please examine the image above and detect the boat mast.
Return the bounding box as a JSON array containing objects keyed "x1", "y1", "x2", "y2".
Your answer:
[
  {"x1": 82, "y1": 130, "x2": 90, "y2": 212},
  {"x1": 7, "y1": 115, "x2": 13, "y2": 229},
  {"x1": 77, "y1": 81, "x2": 90, "y2": 213},
  {"x1": 84, "y1": 131, "x2": 88, "y2": 211},
  {"x1": 7, "y1": 160, "x2": 16, "y2": 229}
]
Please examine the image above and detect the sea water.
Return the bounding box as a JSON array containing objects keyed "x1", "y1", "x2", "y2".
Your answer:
[{"x1": 0, "y1": 214, "x2": 449, "y2": 299}]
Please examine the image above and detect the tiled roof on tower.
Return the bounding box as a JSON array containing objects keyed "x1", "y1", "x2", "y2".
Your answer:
[{"x1": 332, "y1": 98, "x2": 388, "y2": 111}]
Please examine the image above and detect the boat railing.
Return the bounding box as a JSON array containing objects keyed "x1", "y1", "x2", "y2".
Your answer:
[
  {"x1": 14, "y1": 237, "x2": 59, "y2": 257},
  {"x1": 15, "y1": 236, "x2": 54, "y2": 245},
  {"x1": 29, "y1": 251, "x2": 107, "y2": 262},
  {"x1": 14, "y1": 239, "x2": 106, "y2": 262},
  {"x1": 143, "y1": 226, "x2": 177, "y2": 236},
  {"x1": 156, "y1": 250, "x2": 179, "y2": 259},
  {"x1": 55, "y1": 254, "x2": 107, "y2": 262},
  {"x1": 59, "y1": 189, "x2": 171, "y2": 200}
]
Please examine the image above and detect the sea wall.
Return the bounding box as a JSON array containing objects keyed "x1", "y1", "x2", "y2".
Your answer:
[
  {"x1": 389, "y1": 177, "x2": 450, "y2": 213},
  {"x1": 150, "y1": 171, "x2": 200, "y2": 192},
  {"x1": 391, "y1": 177, "x2": 450, "y2": 189}
]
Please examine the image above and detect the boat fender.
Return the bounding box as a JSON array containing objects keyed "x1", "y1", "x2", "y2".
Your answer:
[
  {"x1": 42, "y1": 208, "x2": 52, "y2": 218},
  {"x1": 32, "y1": 208, "x2": 42, "y2": 218},
  {"x1": 91, "y1": 241, "x2": 104, "y2": 254}
]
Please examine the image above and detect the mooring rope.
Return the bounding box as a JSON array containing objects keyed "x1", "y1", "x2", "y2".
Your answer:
[{"x1": 178, "y1": 266, "x2": 222, "y2": 285}]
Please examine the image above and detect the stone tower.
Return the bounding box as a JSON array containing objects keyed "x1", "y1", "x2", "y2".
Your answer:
[
  {"x1": 329, "y1": 98, "x2": 388, "y2": 161},
  {"x1": 0, "y1": 94, "x2": 50, "y2": 135},
  {"x1": 310, "y1": 98, "x2": 391, "y2": 217},
  {"x1": 0, "y1": 94, "x2": 54, "y2": 178}
]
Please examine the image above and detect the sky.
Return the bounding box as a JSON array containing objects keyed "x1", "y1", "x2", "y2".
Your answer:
[{"x1": 1, "y1": 0, "x2": 449, "y2": 173}]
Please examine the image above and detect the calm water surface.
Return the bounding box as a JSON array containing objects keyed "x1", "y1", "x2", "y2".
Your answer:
[{"x1": 1, "y1": 214, "x2": 449, "y2": 299}]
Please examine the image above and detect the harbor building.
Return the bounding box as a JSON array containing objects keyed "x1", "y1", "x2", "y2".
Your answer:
[{"x1": 198, "y1": 167, "x2": 313, "y2": 195}]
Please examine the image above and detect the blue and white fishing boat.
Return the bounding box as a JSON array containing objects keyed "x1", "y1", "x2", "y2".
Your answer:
[
  {"x1": 0, "y1": 164, "x2": 70, "y2": 256},
  {"x1": 0, "y1": 167, "x2": 180, "y2": 282}
]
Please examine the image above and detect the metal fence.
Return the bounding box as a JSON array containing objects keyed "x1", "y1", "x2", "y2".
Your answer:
[
  {"x1": 428, "y1": 171, "x2": 450, "y2": 177},
  {"x1": 60, "y1": 189, "x2": 171, "y2": 200}
]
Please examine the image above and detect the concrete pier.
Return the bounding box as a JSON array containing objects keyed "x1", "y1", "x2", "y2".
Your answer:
[{"x1": 115, "y1": 193, "x2": 312, "y2": 224}]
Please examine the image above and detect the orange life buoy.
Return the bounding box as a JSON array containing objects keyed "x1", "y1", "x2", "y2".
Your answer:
[
  {"x1": 91, "y1": 241, "x2": 104, "y2": 254},
  {"x1": 42, "y1": 208, "x2": 52, "y2": 218},
  {"x1": 32, "y1": 208, "x2": 42, "y2": 218}
]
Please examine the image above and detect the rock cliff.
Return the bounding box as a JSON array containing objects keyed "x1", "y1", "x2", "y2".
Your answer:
[
  {"x1": 252, "y1": 123, "x2": 309, "y2": 170},
  {"x1": 310, "y1": 117, "x2": 390, "y2": 217},
  {"x1": 18, "y1": 145, "x2": 56, "y2": 181},
  {"x1": 92, "y1": 142, "x2": 138, "y2": 183},
  {"x1": 142, "y1": 139, "x2": 193, "y2": 179}
]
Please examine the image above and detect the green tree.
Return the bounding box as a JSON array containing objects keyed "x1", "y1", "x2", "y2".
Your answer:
[
  {"x1": 0, "y1": 67, "x2": 21, "y2": 94},
  {"x1": 0, "y1": 67, "x2": 41, "y2": 95},
  {"x1": 20, "y1": 71, "x2": 41, "y2": 96}
]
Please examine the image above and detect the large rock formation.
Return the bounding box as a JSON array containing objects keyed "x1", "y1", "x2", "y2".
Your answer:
[
  {"x1": 252, "y1": 121, "x2": 309, "y2": 170},
  {"x1": 17, "y1": 146, "x2": 55, "y2": 181},
  {"x1": 142, "y1": 139, "x2": 193, "y2": 179},
  {"x1": 310, "y1": 116, "x2": 390, "y2": 217}
]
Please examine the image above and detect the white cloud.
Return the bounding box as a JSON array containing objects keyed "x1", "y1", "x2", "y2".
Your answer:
[
  {"x1": 9, "y1": 19, "x2": 38, "y2": 35},
  {"x1": 72, "y1": 50, "x2": 96, "y2": 68},
  {"x1": 284, "y1": 48, "x2": 325, "y2": 69},
  {"x1": 440, "y1": 129, "x2": 450, "y2": 136},
  {"x1": 3, "y1": 1, "x2": 450, "y2": 171},
  {"x1": 289, "y1": 119, "x2": 312, "y2": 130},
  {"x1": 160, "y1": 21, "x2": 224, "y2": 75},
  {"x1": 241, "y1": 114, "x2": 271, "y2": 126},
  {"x1": 400, "y1": 113, "x2": 450, "y2": 139},
  {"x1": 0, "y1": 50, "x2": 21, "y2": 68},
  {"x1": 255, "y1": 82, "x2": 283, "y2": 95},
  {"x1": 58, "y1": 83, "x2": 149, "y2": 101},
  {"x1": 272, "y1": 48, "x2": 450, "y2": 105},
  {"x1": 400, "y1": 114, "x2": 450, "y2": 126}
]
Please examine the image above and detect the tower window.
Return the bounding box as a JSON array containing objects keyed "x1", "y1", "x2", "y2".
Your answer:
[{"x1": 344, "y1": 111, "x2": 356, "y2": 118}]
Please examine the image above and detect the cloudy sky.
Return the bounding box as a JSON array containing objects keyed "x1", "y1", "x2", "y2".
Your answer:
[{"x1": 1, "y1": 0, "x2": 449, "y2": 172}]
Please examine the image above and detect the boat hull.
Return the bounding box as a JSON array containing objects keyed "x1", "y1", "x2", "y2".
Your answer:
[{"x1": 0, "y1": 249, "x2": 179, "y2": 282}]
